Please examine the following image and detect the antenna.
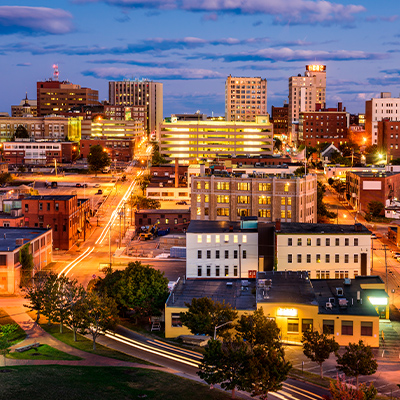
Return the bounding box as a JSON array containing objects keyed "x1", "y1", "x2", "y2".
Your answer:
[{"x1": 52, "y1": 64, "x2": 59, "y2": 81}]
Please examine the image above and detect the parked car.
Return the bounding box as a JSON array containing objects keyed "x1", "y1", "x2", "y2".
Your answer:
[
  {"x1": 371, "y1": 234, "x2": 377, "y2": 239},
  {"x1": 94, "y1": 184, "x2": 100, "y2": 188},
  {"x1": 392, "y1": 252, "x2": 400, "y2": 259},
  {"x1": 96, "y1": 189, "x2": 103, "y2": 195},
  {"x1": 176, "y1": 201, "x2": 187, "y2": 205}
]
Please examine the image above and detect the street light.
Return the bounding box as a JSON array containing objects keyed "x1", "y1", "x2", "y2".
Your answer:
[{"x1": 214, "y1": 321, "x2": 233, "y2": 340}]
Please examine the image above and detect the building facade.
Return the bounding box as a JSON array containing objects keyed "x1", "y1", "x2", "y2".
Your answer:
[
  {"x1": 108, "y1": 80, "x2": 163, "y2": 137},
  {"x1": 160, "y1": 118, "x2": 273, "y2": 164},
  {"x1": 225, "y1": 75, "x2": 267, "y2": 122},
  {"x1": 271, "y1": 104, "x2": 288, "y2": 140},
  {"x1": 81, "y1": 118, "x2": 144, "y2": 140},
  {"x1": 365, "y1": 92, "x2": 400, "y2": 146},
  {"x1": 276, "y1": 223, "x2": 371, "y2": 279},
  {"x1": 80, "y1": 138, "x2": 136, "y2": 163},
  {"x1": 135, "y1": 209, "x2": 190, "y2": 233},
  {"x1": 377, "y1": 119, "x2": 400, "y2": 162},
  {"x1": 11, "y1": 95, "x2": 38, "y2": 118},
  {"x1": 288, "y1": 65, "x2": 326, "y2": 144},
  {"x1": 37, "y1": 80, "x2": 99, "y2": 117},
  {"x1": 191, "y1": 173, "x2": 317, "y2": 223}
]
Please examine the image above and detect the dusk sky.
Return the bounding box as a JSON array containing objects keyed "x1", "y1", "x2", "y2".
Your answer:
[{"x1": 1, "y1": 1, "x2": 400, "y2": 117}]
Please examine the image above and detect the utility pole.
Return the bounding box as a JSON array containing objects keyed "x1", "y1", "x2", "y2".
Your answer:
[
  {"x1": 238, "y1": 244, "x2": 242, "y2": 279},
  {"x1": 119, "y1": 210, "x2": 122, "y2": 249},
  {"x1": 383, "y1": 244, "x2": 388, "y2": 293},
  {"x1": 109, "y1": 223, "x2": 112, "y2": 266}
]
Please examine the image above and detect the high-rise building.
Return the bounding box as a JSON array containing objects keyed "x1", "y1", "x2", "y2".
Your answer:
[
  {"x1": 288, "y1": 65, "x2": 326, "y2": 144},
  {"x1": 225, "y1": 75, "x2": 267, "y2": 122},
  {"x1": 365, "y1": 92, "x2": 400, "y2": 146},
  {"x1": 271, "y1": 104, "x2": 288, "y2": 140},
  {"x1": 108, "y1": 79, "x2": 163, "y2": 138},
  {"x1": 37, "y1": 80, "x2": 99, "y2": 117}
]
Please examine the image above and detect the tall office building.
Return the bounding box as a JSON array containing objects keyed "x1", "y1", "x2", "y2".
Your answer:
[
  {"x1": 225, "y1": 75, "x2": 267, "y2": 122},
  {"x1": 108, "y1": 79, "x2": 163, "y2": 138},
  {"x1": 288, "y1": 65, "x2": 326, "y2": 144},
  {"x1": 37, "y1": 80, "x2": 99, "y2": 117}
]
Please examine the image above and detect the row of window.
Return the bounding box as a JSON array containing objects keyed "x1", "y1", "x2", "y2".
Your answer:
[
  {"x1": 286, "y1": 319, "x2": 372, "y2": 336},
  {"x1": 288, "y1": 254, "x2": 359, "y2": 264},
  {"x1": 197, "y1": 265, "x2": 237, "y2": 277},
  {"x1": 200, "y1": 195, "x2": 293, "y2": 205},
  {"x1": 288, "y1": 237, "x2": 359, "y2": 246},
  {"x1": 198, "y1": 249, "x2": 247, "y2": 259},
  {"x1": 196, "y1": 182, "x2": 290, "y2": 192},
  {"x1": 197, "y1": 234, "x2": 247, "y2": 244}
]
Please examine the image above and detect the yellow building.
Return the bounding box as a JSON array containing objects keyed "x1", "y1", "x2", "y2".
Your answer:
[{"x1": 165, "y1": 272, "x2": 388, "y2": 347}]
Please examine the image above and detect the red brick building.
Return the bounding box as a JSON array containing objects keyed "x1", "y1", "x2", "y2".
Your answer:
[
  {"x1": 271, "y1": 104, "x2": 288, "y2": 140},
  {"x1": 80, "y1": 139, "x2": 136, "y2": 163},
  {"x1": 346, "y1": 171, "x2": 400, "y2": 214},
  {"x1": 135, "y1": 209, "x2": 190, "y2": 233},
  {"x1": 377, "y1": 119, "x2": 400, "y2": 162},
  {"x1": 21, "y1": 195, "x2": 90, "y2": 250},
  {"x1": 300, "y1": 104, "x2": 349, "y2": 147}
]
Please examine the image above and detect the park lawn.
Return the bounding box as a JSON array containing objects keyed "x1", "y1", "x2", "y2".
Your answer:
[
  {"x1": 0, "y1": 308, "x2": 26, "y2": 346},
  {"x1": 0, "y1": 366, "x2": 232, "y2": 400},
  {"x1": 7, "y1": 344, "x2": 82, "y2": 361}
]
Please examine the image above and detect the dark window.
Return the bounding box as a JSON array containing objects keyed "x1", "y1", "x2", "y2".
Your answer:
[
  {"x1": 233, "y1": 266, "x2": 238, "y2": 276},
  {"x1": 215, "y1": 266, "x2": 220, "y2": 276},
  {"x1": 139, "y1": 218, "x2": 142, "y2": 224},
  {"x1": 197, "y1": 266, "x2": 202, "y2": 277},
  {"x1": 341, "y1": 321, "x2": 353, "y2": 335},
  {"x1": 243, "y1": 250, "x2": 247, "y2": 259},
  {"x1": 207, "y1": 250, "x2": 211, "y2": 259},
  {"x1": 302, "y1": 319, "x2": 313, "y2": 333},
  {"x1": 297, "y1": 254, "x2": 302, "y2": 263},
  {"x1": 0, "y1": 255, "x2": 7, "y2": 265},
  {"x1": 225, "y1": 266, "x2": 229, "y2": 276},
  {"x1": 225, "y1": 250, "x2": 229, "y2": 259},
  {"x1": 39, "y1": 203, "x2": 43, "y2": 211},
  {"x1": 216, "y1": 250, "x2": 220, "y2": 259},
  {"x1": 197, "y1": 250, "x2": 202, "y2": 259},
  {"x1": 25, "y1": 204, "x2": 29, "y2": 212},
  {"x1": 345, "y1": 238, "x2": 349, "y2": 246},
  {"x1": 234, "y1": 250, "x2": 238, "y2": 259},
  {"x1": 55, "y1": 203, "x2": 59, "y2": 211},
  {"x1": 288, "y1": 238, "x2": 292, "y2": 246},
  {"x1": 148, "y1": 218, "x2": 151, "y2": 224},
  {"x1": 171, "y1": 313, "x2": 182, "y2": 327},
  {"x1": 361, "y1": 321, "x2": 373, "y2": 336},
  {"x1": 354, "y1": 238, "x2": 359, "y2": 246},
  {"x1": 47, "y1": 203, "x2": 50, "y2": 211},
  {"x1": 288, "y1": 254, "x2": 292, "y2": 263},
  {"x1": 323, "y1": 320, "x2": 334, "y2": 335},
  {"x1": 63, "y1": 225, "x2": 66, "y2": 232},
  {"x1": 316, "y1": 238, "x2": 321, "y2": 246},
  {"x1": 206, "y1": 265, "x2": 211, "y2": 277}
]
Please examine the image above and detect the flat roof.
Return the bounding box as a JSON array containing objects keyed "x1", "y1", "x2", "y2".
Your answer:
[
  {"x1": 0, "y1": 227, "x2": 50, "y2": 252},
  {"x1": 23, "y1": 195, "x2": 76, "y2": 201},
  {"x1": 347, "y1": 171, "x2": 400, "y2": 178},
  {"x1": 187, "y1": 220, "x2": 257, "y2": 234},
  {"x1": 136, "y1": 209, "x2": 190, "y2": 214},
  {"x1": 311, "y1": 276, "x2": 387, "y2": 316},
  {"x1": 279, "y1": 222, "x2": 370, "y2": 235},
  {"x1": 166, "y1": 278, "x2": 256, "y2": 310}
]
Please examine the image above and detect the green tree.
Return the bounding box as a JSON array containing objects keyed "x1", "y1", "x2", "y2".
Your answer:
[
  {"x1": 336, "y1": 340, "x2": 378, "y2": 388},
  {"x1": 274, "y1": 137, "x2": 282, "y2": 151},
  {"x1": 129, "y1": 194, "x2": 160, "y2": 211},
  {"x1": 0, "y1": 324, "x2": 18, "y2": 366},
  {"x1": 52, "y1": 275, "x2": 74, "y2": 334},
  {"x1": 180, "y1": 297, "x2": 238, "y2": 338},
  {"x1": 64, "y1": 283, "x2": 88, "y2": 342},
  {"x1": 15, "y1": 125, "x2": 29, "y2": 139},
  {"x1": 294, "y1": 166, "x2": 305, "y2": 177},
  {"x1": 302, "y1": 329, "x2": 339, "y2": 378},
  {"x1": 390, "y1": 158, "x2": 400, "y2": 165},
  {"x1": 317, "y1": 181, "x2": 337, "y2": 220},
  {"x1": 327, "y1": 379, "x2": 377, "y2": 400},
  {"x1": 41, "y1": 271, "x2": 59, "y2": 325},
  {"x1": 95, "y1": 261, "x2": 169, "y2": 321},
  {"x1": 137, "y1": 173, "x2": 151, "y2": 195},
  {"x1": 87, "y1": 144, "x2": 111, "y2": 176},
  {"x1": 0, "y1": 173, "x2": 13, "y2": 185},
  {"x1": 83, "y1": 291, "x2": 118, "y2": 350},
  {"x1": 367, "y1": 201, "x2": 384, "y2": 218},
  {"x1": 19, "y1": 243, "x2": 34, "y2": 287},
  {"x1": 151, "y1": 143, "x2": 167, "y2": 166},
  {"x1": 23, "y1": 271, "x2": 51, "y2": 322}
]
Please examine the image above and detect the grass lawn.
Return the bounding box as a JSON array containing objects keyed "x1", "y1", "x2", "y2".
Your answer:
[
  {"x1": 0, "y1": 366, "x2": 232, "y2": 400},
  {"x1": 0, "y1": 309, "x2": 26, "y2": 346},
  {"x1": 7, "y1": 344, "x2": 82, "y2": 361}
]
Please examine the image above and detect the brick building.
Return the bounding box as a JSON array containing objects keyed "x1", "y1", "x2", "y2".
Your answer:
[
  {"x1": 377, "y1": 119, "x2": 400, "y2": 162},
  {"x1": 21, "y1": 195, "x2": 90, "y2": 250},
  {"x1": 346, "y1": 171, "x2": 400, "y2": 214},
  {"x1": 271, "y1": 104, "x2": 289, "y2": 139},
  {"x1": 135, "y1": 209, "x2": 190, "y2": 233},
  {"x1": 80, "y1": 138, "x2": 136, "y2": 163}
]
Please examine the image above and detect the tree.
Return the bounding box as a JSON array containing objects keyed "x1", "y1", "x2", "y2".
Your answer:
[
  {"x1": 317, "y1": 181, "x2": 337, "y2": 220},
  {"x1": 274, "y1": 138, "x2": 282, "y2": 151},
  {"x1": 52, "y1": 275, "x2": 74, "y2": 334},
  {"x1": 336, "y1": 340, "x2": 378, "y2": 389},
  {"x1": 95, "y1": 261, "x2": 169, "y2": 321},
  {"x1": 19, "y1": 243, "x2": 34, "y2": 287},
  {"x1": 137, "y1": 173, "x2": 151, "y2": 195},
  {"x1": 64, "y1": 283, "x2": 88, "y2": 342},
  {"x1": 391, "y1": 158, "x2": 400, "y2": 165},
  {"x1": 0, "y1": 324, "x2": 18, "y2": 367},
  {"x1": 24, "y1": 271, "x2": 51, "y2": 322},
  {"x1": 151, "y1": 143, "x2": 167, "y2": 166},
  {"x1": 328, "y1": 177, "x2": 334, "y2": 186},
  {"x1": 129, "y1": 194, "x2": 160, "y2": 211},
  {"x1": 294, "y1": 166, "x2": 305, "y2": 177},
  {"x1": 180, "y1": 297, "x2": 238, "y2": 338},
  {"x1": 87, "y1": 144, "x2": 111, "y2": 176},
  {"x1": 302, "y1": 329, "x2": 339, "y2": 378},
  {"x1": 83, "y1": 291, "x2": 118, "y2": 350},
  {"x1": 327, "y1": 379, "x2": 377, "y2": 400},
  {"x1": 15, "y1": 125, "x2": 29, "y2": 139},
  {"x1": 367, "y1": 201, "x2": 384, "y2": 218},
  {"x1": 41, "y1": 272, "x2": 60, "y2": 325},
  {"x1": 0, "y1": 173, "x2": 13, "y2": 185}
]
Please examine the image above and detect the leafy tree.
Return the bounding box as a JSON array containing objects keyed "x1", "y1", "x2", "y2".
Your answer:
[
  {"x1": 15, "y1": 125, "x2": 29, "y2": 139},
  {"x1": 151, "y1": 143, "x2": 167, "y2": 166},
  {"x1": 41, "y1": 272, "x2": 59, "y2": 325},
  {"x1": 64, "y1": 283, "x2": 88, "y2": 342},
  {"x1": 367, "y1": 201, "x2": 384, "y2": 218},
  {"x1": 83, "y1": 291, "x2": 118, "y2": 350},
  {"x1": 87, "y1": 144, "x2": 111, "y2": 176},
  {"x1": 0, "y1": 324, "x2": 18, "y2": 367},
  {"x1": 339, "y1": 141, "x2": 359, "y2": 157},
  {"x1": 391, "y1": 158, "x2": 400, "y2": 165},
  {"x1": 302, "y1": 329, "x2": 339, "y2": 378},
  {"x1": 19, "y1": 243, "x2": 34, "y2": 287},
  {"x1": 129, "y1": 194, "x2": 160, "y2": 211},
  {"x1": 274, "y1": 137, "x2": 282, "y2": 151},
  {"x1": 327, "y1": 177, "x2": 334, "y2": 186},
  {"x1": 326, "y1": 379, "x2": 377, "y2": 400},
  {"x1": 0, "y1": 173, "x2": 13, "y2": 185},
  {"x1": 24, "y1": 271, "x2": 52, "y2": 322},
  {"x1": 95, "y1": 261, "x2": 169, "y2": 321},
  {"x1": 317, "y1": 181, "x2": 337, "y2": 220},
  {"x1": 52, "y1": 275, "x2": 75, "y2": 334},
  {"x1": 137, "y1": 173, "x2": 151, "y2": 195},
  {"x1": 336, "y1": 340, "x2": 378, "y2": 388},
  {"x1": 294, "y1": 166, "x2": 305, "y2": 177},
  {"x1": 180, "y1": 297, "x2": 238, "y2": 338}
]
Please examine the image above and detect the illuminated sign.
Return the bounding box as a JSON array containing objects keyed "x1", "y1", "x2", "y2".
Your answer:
[
  {"x1": 368, "y1": 297, "x2": 388, "y2": 306},
  {"x1": 306, "y1": 65, "x2": 326, "y2": 72},
  {"x1": 277, "y1": 308, "x2": 298, "y2": 317}
]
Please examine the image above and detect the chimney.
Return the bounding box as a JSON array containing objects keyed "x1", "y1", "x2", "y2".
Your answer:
[
  {"x1": 275, "y1": 218, "x2": 281, "y2": 232},
  {"x1": 338, "y1": 102, "x2": 342, "y2": 112},
  {"x1": 175, "y1": 158, "x2": 179, "y2": 188}
]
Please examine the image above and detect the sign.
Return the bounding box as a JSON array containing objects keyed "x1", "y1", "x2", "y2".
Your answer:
[
  {"x1": 277, "y1": 308, "x2": 298, "y2": 317},
  {"x1": 306, "y1": 65, "x2": 326, "y2": 72}
]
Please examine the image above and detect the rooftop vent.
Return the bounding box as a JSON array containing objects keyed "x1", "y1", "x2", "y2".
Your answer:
[
  {"x1": 344, "y1": 278, "x2": 351, "y2": 286},
  {"x1": 226, "y1": 282, "x2": 233, "y2": 288},
  {"x1": 336, "y1": 287, "x2": 344, "y2": 296}
]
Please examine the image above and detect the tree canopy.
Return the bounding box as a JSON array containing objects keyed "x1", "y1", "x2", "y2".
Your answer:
[
  {"x1": 317, "y1": 181, "x2": 337, "y2": 221},
  {"x1": 137, "y1": 173, "x2": 151, "y2": 195},
  {"x1": 367, "y1": 201, "x2": 384, "y2": 218},
  {"x1": 87, "y1": 144, "x2": 111, "y2": 176},
  {"x1": 15, "y1": 125, "x2": 29, "y2": 139},
  {"x1": 129, "y1": 194, "x2": 160, "y2": 211}
]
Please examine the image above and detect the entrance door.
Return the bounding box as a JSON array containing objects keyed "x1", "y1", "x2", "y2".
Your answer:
[{"x1": 361, "y1": 253, "x2": 367, "y2": 275}]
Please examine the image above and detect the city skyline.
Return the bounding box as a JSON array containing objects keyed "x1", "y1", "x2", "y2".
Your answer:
[{"x1": 0, "y1": 1, "x2": 399, "y2": 116}]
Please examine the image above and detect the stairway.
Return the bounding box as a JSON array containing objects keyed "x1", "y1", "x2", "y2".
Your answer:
[{"x1": 379, "y1": 320, "x2": 400, "y2": 359}]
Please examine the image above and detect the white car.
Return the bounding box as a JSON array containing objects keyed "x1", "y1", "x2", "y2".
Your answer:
[{"x1": 94, "y1": 184, "x2": 100, "y2": 188}]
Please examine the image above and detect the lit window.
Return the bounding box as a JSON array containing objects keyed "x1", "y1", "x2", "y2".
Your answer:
[
  {"x1": 242, "y1": 235, "x2": 247, "y2": 243},
  {"x1": 234, "y1": 235, "x2": 238, "y2": 243},
  {"x1": 206, "y1": 235, "x2": 211, "y2": 243},
  {"x1": 224, "y1": 235, "x2": 229, "y2": 243},
  {"x1": 196, "y1": 207, "x2": 201, "y2": 215},
  {"x1": 197, "y1": 235, "x2": 202, "y2": 243},
  {"x1": 216, "y1": 235, "x2": 220, "y2": 243}
]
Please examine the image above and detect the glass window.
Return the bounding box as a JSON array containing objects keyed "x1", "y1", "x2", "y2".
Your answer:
[
  {"x1": 287, "y1": 318, "x2": 299, "y2": 333},
  {"x1": 207, "y1": 250, "x2": 211, "y2": 259},
  {"x1": 335, "y1": 238, "x2": 340, "y2": 246},
  {"x1": 345, "y1": 254, "x2": 349, "y2": 263},
  {"x1": 307, "y1": 238, "x2": 311, "y2": 246},
  {"x1": 171, "y1": 313, "x2": 182, "y2": 327},
  {"x1": 204, "y1": 195, "x2": 209, "y2": 203},
  {"x1": 281, "y1": 210, "x2": 285, "y2": 218},
  {"x1": 216, "y1": 235, "x2": 220, "y2": 243},
  {"x1": 288, "y1": 238, "x2": 292, "y2": 246},
  {"x1": 297, "y1": 254, "x2": 302, "y2": 263},
  {"x1": 206, "y1": 265, "x2": 211, "y2": 277},
  {"x1": 354, "y1": 238, "x2": 359, "y2": 246},
  {"x1": 361, "y1": 321, "x2": 373, "y2": 336},
  {"x1": 234, "y1": 235, "x2": 238, "y2": 243},
  {"x1": 345, "y1": 238, "x2": 349, "y2": 246},
  {"x1": 316, "y1": 238, "x2": 321, "y2": 246},
  {"x1": 342, "y1": 321, "x2": 353, "y2": 335},
  {"x1": 243, "y1": 250, "x2": 247, "y2": 259},
  {"x1": 288, "y1": 254, "x2": 293, "y2": 263},
  {"x1": 234, "y1": 250, "x2": 238, "y2": 259},
  {"x1": 323, "y1": 320, "x2": 334, "y2": 335},
  {"x1": 326, "y1": 238, "x2": 330, "y2": 246},
  {"x1": 335, "y1": 254, "x2": 339, "y2": 263},
  {"x1": 225, "y1": 250, "x2": 229, "y2": 259},
  {"x1": 197, "y1": 250, "x2": 202, "y2": 259},
  {"x1": 205, "y1": 182, "x2": 210, "y2": 190},
  {"x1": 224, "y1": 235, "x2": 229, "y2": 242},
  {"x1": 242, "y1": 235, "x2": 247, "y2": 243},
  {"x1": 196, "y1": 194, "x2": 201, "y2": 202},
  {"x1": 197, "y1": 235, "x2": 202, "y2": 243},
  {"x1": 237, "y1": 182, "x2": 250, "y2": 191},
  {"x1": 288, "y1": 198, "x2": 292, "y2": 206},
  {"x1": 316, "y1": 254, "x2": 321, "y2": 263},
  {"x1": 215, "y1": 250, "x2": 220, "y2": 259},
  {"x1": 354, "y1": 254, "x2": 359, "y2": 263},
  {"x1": 196, "y1": 182, "x2": 201, "y2": 189},
  {"x1": 225, "y1": 266, "x2": 229, "y2": 276},
  {"x1": 302, "y1": 319, "x2": 313, "y2": 332},
  {"x1": 281, "y1": 197, "x2": 286, "y2": 205},
  {"x1": 197, "y1": 266, "x2": 202, "y2": 277},
  {"x1": 307, "y1": 254, "x2": 311, "y2": 263},
  {"x1": 206, "y1": 235, "x2": 211, "y2": 243},
  {"x1": 287, "y1": 210, "x2": 292, "y2": 218},
  {"x1": 215, "y1": 265, "x2": 220, "y2": 277},
  {"x1": 298, "y1": 238, "x2": 302, "y2": 246},
  {"x1": 326, "y1": 254, "x2": 330, "y2": 263},
  {"x1": 234, "y1": 266, "x2": 238, "y2": 276},
  {"x1": 197, "y1": 207, "x2": 201, "y2": 215}
]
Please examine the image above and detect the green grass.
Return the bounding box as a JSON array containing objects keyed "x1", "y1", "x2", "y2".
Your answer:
[
  {"x1": 0, "y1": 309, "x2": 27, "y2": 346},
  {"x1": 0, "y1": 366, "x2": 232, "y2": 400},
  {"x1": 7, "y1": 344, "x2": 82, "y2": 361}
]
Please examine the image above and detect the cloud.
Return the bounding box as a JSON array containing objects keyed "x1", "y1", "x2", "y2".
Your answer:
[
  {"x1": 74, "y1": 0, "x2": 366, "y2": 26},
  {"x1": 380, "y1": 68, "x2": 400, "y2": 75},
  {"x1": 87, "y1": 58, "x2": 183, "y2": 68},
  {"x1": 202, "y1": 12, "x2": 218, "y2": 21},
  {"x1": 82, "y1": 66, "x2": 223, "y2": 80},
  {"x1": 0, "y1": 6, "x2": 74, "y2": 35},
  {"x1": 253, "y1": 20, "x2": 263, "y2": 26},
  {"x1": 368, "y1": 76, "x2": 400, "y2": 86},
  {"x1": 16, "y1": 62, "x2": 31, "y2": 67}
]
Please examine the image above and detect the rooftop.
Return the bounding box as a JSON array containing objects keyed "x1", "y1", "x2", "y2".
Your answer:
[
  {"x1": 278, "y1": 222, "x2": 371, "y2": 235},
  {"x1": 166, "y1": 278, "x2": 257, "y2": 310},
  {"x1": 0, "y1": 227, "x2": 50, "y2": 252},
  {"x1": 136, "y1": 209, "x2": 190, "y2": 215},
  {"x1": 187, "y1": 220, "x2": 258, "y2": 234},
  {"x1": 347, "y1": 171, "x2": 400, "y2": 178},
  {"x1": 23, "y1": 195, "x2": 76, "y2": 201}
]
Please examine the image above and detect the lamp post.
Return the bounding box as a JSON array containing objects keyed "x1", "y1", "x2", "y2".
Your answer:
[{"x1": 214, "y1": 321, "x2": 233, "y2": 340}]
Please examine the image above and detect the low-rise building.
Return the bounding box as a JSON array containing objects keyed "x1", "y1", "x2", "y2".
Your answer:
[
  {"x1": 135, "y1": 209, "x2": 190, "y2": 233},
  {"x1": 377, "y1": 119, "x2": 400, "y2": 162},
  {"x1": 80, "y1": 138, "x2": 136, "y2": 163},
  {"x1": 0, "y1": 227, "x2": 52, "y2": 294},
  {"x1": 81, "y1": 118, "x2": 144, "y2": 140},
  {"x1": 276, "y1": 222, "x2": 371, "y2": 279}
]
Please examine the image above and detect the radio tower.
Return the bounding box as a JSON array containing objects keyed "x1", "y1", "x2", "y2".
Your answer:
[{"x1": 52, "y1": 64, "x2": 59, "y2": 81}]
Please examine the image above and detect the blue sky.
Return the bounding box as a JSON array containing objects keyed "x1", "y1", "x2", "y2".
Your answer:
[{"x1": 0, "y1": 1, "x2": 399, "y2": 116}]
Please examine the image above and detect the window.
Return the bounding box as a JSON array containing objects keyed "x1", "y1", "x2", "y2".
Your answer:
[
  {"x1": 284, "y1": 183, "x2": 289, "y2": 192},
  {"x1": 326, "y1": 238, "x2": 330, "y2": 246},
  {"x1": 55, "y1": 203, "x2": 59, "y2": 211},
  {"x1": 205, "y1": 182, "x2": 210, "y2": 190},
  {"x1": 335, "y1": 254, "x2": 340, "y2": 263},
  {"x1": 198, "y1": 250, "x2": 202, "y2": 259},
  {"x1": 281, "y1": 197, "x2": 286, "y2": 205},
  {"x1": 345, "y1": 238, "x2": 349, "y2": 246},
  {"x1": 234, "y1": 235, "x2": 238, "y2": 243},
  {"x1": 242, "y1": 235, "x2": 247, "y2": 243},
  {"x1": 298, "y1": 238, "x2": 302, "y2": 246},
  {"x1": 216, "y1": 250, "x2": 220, "y2": 259},
  {"x1": 297, "y1": 254, "x2": 302, "y2": 263},
  {"x1": 237, "y1": 196, "x2": 250, "y2": 204},
  {"x1": 174, "y1": 218, "x2": 178, "y2": 225},
  {"x1": 207, "y1": 265, "x2": 211, "y2": 277},
  {"x1": 197, "y1": 266, "x2": 202, "y2": 277},
  {"x1": 323, "y1": 320, "x2": 334, "y2": 335},
  {"x1": 225, "y1": 266, "x2": 229, "y2": 276},
  {"x1": 216, "y1": 266, "x2": 220, "y2": 276},
  {"x1": 217, "y1": 182, "x2": 230, "y2": 190},
  {"x1": 171, "y1": 313, "x2": 182, "y2": 327},
  {"x1": 47, "y1": 203, "x2": 50, "y2": 211},
  {"x1": 25, "y1": 204, "x2": 29, "y2": 212},
  {"x1": 287, "y1": 319, "x2": 299, "y2": 333},
  {"x1": 361, "y1": 321, "x2": 373, "y2": 336},
  {"x1": 342, "y1": 321, "x2": 353, "y2": 335},
  {"x1": 316, "y1": 254, "x2": 321, "y2": 263},
  {"x1": 354, "y1": 254, "x2": 359, "y2": 263},
  {"x1": 307, "y1": 254, "x2": 311, "y2": 263},
  {"x1": 302, "y1": 319, "x2": 313, "y2": 333},
  {"x1": 224, "y1": 235, "x2": 229, "y2": 243},
  {"x1": 258, "y1": 182, "x2": 271, "y2": 191},
  {"x1": 207, "y1": 250, "x2": 211, "y2": 259},
  {"x1": 225, "y1": 250, "x2": 229, "y2": 259},
  {"x1": 197, "y1": 207, "x2": 201, "y2": 216},
  {"x1": 39, "y1": 203, "x2": 43, "y2": 211},
  {"x1": 243, "y1": 250, "x2": 247, "y2": 259},
  {"x1": 354, "y1": 238, "x2": 359, "y2": 246},
  {"x1": 316, "y1": 238, "x2": 321, "y2": 246},
  {"x1": 217, "y1": 195, "x2": 230, "y2": 203},
  {"x1": 345, "y1": 254, "x2": 349, "y2": 263},
  {"x1": 234, "y1": 266, "x2": 238, "y2": 277},
  {"x1": 307, "y1": 238, "x2": 311, "y2": 246},
  {"x1": 326, "y1": 254, "x2": 330, "y2": 263},
  {"x1": 281, "y1": 210, "x2": 285, "y2": 218},
  {"x1": 335, "y1": 238, "x2": 339, "y2": 246},
  {"x1": 288, "y1": 254, "x2": 293, "y2": 263},
  {"x1": 288, "y1": 238, "x2": 293, "y2": 246},
  {"x1": 217, "y1": 208, "x2": 229, "y2": 216},
  {"x1": 237, "y1": 182, "x2": 250, "y2": 191},
  {"x1": 216, "y1": 235, "x2": 220, "y2": 243},
  {"x1": 197, "y1": 235, "x2": 202, "y2": 243},
  {"x1": 206, "y1": 235, "x2": 211, "y2": 243},
  {"x1": 204, "y1": 195, "x2": 209, "y2": 203}
]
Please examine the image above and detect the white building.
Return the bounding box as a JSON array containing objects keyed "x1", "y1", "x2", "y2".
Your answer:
[
  {"x1": 365, "y1": 92, "x2": 400, "y2": 145},
  {"x1": 276, "y1": 222, "x2": 371, "y2": 280}
]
